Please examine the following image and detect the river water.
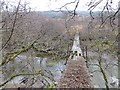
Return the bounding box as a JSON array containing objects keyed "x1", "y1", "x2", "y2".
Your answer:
[
  {"x1": 1, "y1": 52, "x2": 118, "y2": 88},
  {"x1": 2, "y1": 55, "x2": 66, "y2": 88},
  {"x1": 87, "y1": 52, "x2": 118, "y2": 88}
]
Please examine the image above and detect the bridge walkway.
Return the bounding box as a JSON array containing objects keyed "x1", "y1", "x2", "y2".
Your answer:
[{"x1": 59, "y1": 32, "x2": 93, "y2": 88}]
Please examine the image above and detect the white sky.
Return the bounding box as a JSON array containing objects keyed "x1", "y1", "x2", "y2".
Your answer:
[
  {"x1": 4, "y1": 0, "x2": 119, "y2": 11},
  {"x1": 29, "y1": 0, "x2": 119, "y2": 11}
]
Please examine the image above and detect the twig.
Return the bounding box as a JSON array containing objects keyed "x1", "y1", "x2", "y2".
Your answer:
[
  {"x1": 0, "y1": 70, "x2": 42, "y2": 88},
  {"x1": 1, "y1": 0, "x2": 21, "y2": 50}
]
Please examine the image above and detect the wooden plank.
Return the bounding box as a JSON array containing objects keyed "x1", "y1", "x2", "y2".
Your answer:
[{"x1": 59, "y1": 56, "x2": 93, "y2": 88}]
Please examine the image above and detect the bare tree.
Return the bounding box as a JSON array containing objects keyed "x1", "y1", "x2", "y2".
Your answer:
[
  {"x1": 0, "y1": 0, "x2": 119, "y2": 89},
  {"x1": 50, "y1": 0, "x2": 119, "y2": 89}
]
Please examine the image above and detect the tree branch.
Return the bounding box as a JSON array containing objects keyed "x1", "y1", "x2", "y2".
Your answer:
[
  {"x1": 1, "y1": 0, "x2": 21, "y2": 50},
  {"x1": 0, "y1": 70, "x2": 42, "y2": 88}
]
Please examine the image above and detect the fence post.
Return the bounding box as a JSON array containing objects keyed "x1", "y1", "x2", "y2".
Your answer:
[
  {"x1": 85, "y1": 46, "x2": 88, "y2": 60},
  {"x1": 85, "y1": 46, "x2": 89, "y2": 68},
  {"x1": 82, "y1": 47, "x2": 85, "y2": 58}
]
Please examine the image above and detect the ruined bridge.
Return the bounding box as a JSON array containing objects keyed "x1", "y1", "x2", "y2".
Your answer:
[{"x1": 59, "y1": 32, "x2": 93, "y2": 88}]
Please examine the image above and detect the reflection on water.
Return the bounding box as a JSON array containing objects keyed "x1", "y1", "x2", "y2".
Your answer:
[
  {"x1": 88, "y1": 53, "x2": 118, "y2": 88},
  {"x1": 48, "y1": 60, "x2": 66, "y2": 82},
  {"x1": 3, "y1": 55, "x2": 66, "y2": 87},
  {"x1": 11, "y1": 76, "x2": 24, "y2": 84},
  {"x1": 2, "y1": 53, "x2": 118, "y2": 88}
]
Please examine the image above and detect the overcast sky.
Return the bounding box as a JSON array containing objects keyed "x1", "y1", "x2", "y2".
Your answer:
[
  {"x1": 29, "y1": 0, "x2": 119, "y2": 11},
  {"x1": 5, "y1": 0, "x2": 119, "y2": 11}
]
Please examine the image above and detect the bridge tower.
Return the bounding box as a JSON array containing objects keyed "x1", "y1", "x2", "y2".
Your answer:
[{"x1": 71, "y1": 32, "x2": 83, "y2": 59}]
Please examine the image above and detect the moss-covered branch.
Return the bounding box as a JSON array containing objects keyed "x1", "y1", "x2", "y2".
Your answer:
[
  {"x1": 1, "y1": 46, "x2": 31, "y2": 66},
  {"x1": 98, "y1": 60, "x2": 109, "y2": 90},
  {"x1": 0, "y1": 40, "x2": 36, "y2": 66},
  {"x1": 97, "y1": 50, "x2": 109, "y2": 90},
  {"x1": 33, "y1": 44, "x2": 70, "y2": 60},
  {"x1": 1, "y1": 39, "x2": 70, "y2": 67},
  {"x1": 0, "y1": 70, "x2": 42, "y2": 88}
]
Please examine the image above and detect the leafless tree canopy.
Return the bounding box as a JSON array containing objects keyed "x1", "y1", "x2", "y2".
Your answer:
[{"x1": 0, "y1": 0, "x2": 119, "y2": 89}]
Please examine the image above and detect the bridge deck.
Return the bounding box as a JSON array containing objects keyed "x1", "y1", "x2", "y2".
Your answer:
[{"x1": 59, "y1": 56, "x2": 93, "y2": 88}]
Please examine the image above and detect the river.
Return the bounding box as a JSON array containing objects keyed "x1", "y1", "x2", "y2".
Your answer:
[{"x1": 3, "y1": 52, "x2": 118, "y2": 88}]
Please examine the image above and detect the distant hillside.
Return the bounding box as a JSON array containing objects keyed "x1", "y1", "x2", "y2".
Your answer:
[
  {"x1": 41, "y1": 11, "x2": 65, "y2": 19},
  {"x1": 40, "y1": 11, "x2": 102, "y2": 19}
]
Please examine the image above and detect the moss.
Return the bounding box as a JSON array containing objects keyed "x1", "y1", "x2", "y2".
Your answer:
[
  {"x1": 47, "y1": 61, "x2": 58, "y2": 67},
  {"x1": 46, "y1": 83, "x2": 56, "y2": 89},
  {"x1": 36, "y1": 53, "x2": 49, "y2": 58}
]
